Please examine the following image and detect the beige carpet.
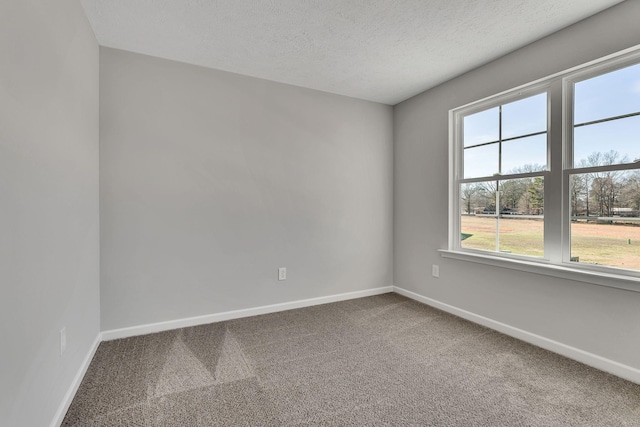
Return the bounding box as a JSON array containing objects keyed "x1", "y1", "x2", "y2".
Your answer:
[{"x1": 63, "y1": 293, "x2": 640, "y2": 426}]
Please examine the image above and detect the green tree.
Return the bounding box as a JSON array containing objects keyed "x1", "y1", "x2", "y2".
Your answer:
[
  {"x1": 500, "y1": 178, "x2": 529, "y2": 211},
  {"x1": 621, "y1": 171, "x2": 640, "y2": 212},
  {"x1": 570, "y1": 174, "x2": 586, "y2": 217},
  {"x1": 587, "y1": 151, "x2": 627, "y2": 216},
  {"x1": 527, "y1": 177, "x2": 544, "y2": 215},
  {"x1": 460, "y1": 183, "x2": 478, "y2": 214}
]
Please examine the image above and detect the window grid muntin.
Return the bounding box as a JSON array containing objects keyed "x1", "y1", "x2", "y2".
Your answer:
[
  {"x1": 464, "y1": 130, "x2": 548, "y2": 150},
  {"x1": 574, "y1": 110, "x2": 640, "y2": 128}
]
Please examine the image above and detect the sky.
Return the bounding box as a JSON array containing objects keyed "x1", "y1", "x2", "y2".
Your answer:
[{"x1": 462, "y1": 62, "x2": 640, "y2": 179}]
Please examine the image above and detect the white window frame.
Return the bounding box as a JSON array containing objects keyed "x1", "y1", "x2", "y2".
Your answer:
[
  {"x1": 444, "y1": 46, "x2": 640, "y2": 292},
  {"x1": 450, "y1": 83, "x2": 552, "y2": 261}
]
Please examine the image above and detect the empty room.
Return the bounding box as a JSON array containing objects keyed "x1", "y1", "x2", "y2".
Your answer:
[{"x1": 3, "y1": 0, "x2": 640, "y2": 426}]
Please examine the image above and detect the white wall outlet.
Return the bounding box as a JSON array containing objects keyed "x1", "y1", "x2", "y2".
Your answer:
[
  {"x1": 278, "y1": 267, "x2": 286, "y2": 281},
  {"x1": 60, "y1": 327, "x2": 67, "y2": 355},
  {"x1": 432, "y1": 264, "x2": 440, "y2": 278}
]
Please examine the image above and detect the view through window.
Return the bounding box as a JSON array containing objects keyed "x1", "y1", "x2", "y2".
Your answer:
[
  {"x1": 460, "y1": 93, "x2": 547, "y2": 257},
  {"x1": 569, "y1": 63, "x2": 640, "y2": 270},
  {"x1": 452, "y1": 54, "x2": 640, "y2": 275}
]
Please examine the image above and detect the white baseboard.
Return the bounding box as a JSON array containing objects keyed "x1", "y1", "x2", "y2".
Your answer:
[
  {"x1": 393, "y1": 286, "x2": 640, "y2": 385},
  {"x1": 50, "y1": 333, "x2": 102, "y2": 427},
  {"x1": 101, "y1": 286, "x2": 394, "y2": 341}
]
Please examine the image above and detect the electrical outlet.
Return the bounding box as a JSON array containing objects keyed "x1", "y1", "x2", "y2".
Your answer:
[
  {"x1": 60, "y1": 327, "x2": 67, "y2": 355},
  {"x1": 278, "y1": 267, "x2": 286, "y2": 281},
  {"x1": 432, "y1": 264, "x2": 440, "y2": 278}
]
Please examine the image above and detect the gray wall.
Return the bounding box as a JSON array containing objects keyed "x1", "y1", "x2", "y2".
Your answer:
[
  {"x1": 100, "y1": 47, "x2": 393, "y2": 331},
  {"x1": 0, "y1": 0, "x2": 100, "y2": 425},
  {"x1": 394, "y1": 0, "x2": 640, "y2": 370}
]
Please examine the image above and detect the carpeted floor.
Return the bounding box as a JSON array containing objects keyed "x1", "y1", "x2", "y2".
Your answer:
[{"x1": 63, "y1": 293, "x2": 640, "y2": 426}]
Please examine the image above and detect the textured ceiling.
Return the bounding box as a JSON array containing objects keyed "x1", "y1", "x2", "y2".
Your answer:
[{"x1": 81, "y1": 0, "x2": 623, "y2": 105}]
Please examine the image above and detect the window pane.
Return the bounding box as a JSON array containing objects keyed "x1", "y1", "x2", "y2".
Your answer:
[
  {"x1": 574, "y1": 115, "x2": 640, "y2": 166},
  {"x1": 570, "y1": 170, "x2": 640, "y2": 271},
  {"x1": 574, "y1": 63, "x2": 640, "y2": 124},
  {"x1": 501, "y1": 134, "x2": 547, "y2": 174},
  {"x1": 463, "y1": 107, "x2": 499, "y2": 147},
  {"x1": 461, "y1": 215, "x2": 497, "y2": 251},
  {"x1": 459, "y1": 178, "x2": 544, "y2": 255},
  {"x1": 502, "y1": 93, "x2": 547, "y2": 139},
  {"x1": 464, "y1": 143, "x2": 499, "y2": 178},
  {"x1": 460, "y1": 182, "x2": 497, "y2": 251},
  {"x1": 498, "y1": 177, "x2": 544, "y2": 257}
]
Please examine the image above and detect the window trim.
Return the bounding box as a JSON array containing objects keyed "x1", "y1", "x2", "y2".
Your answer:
[
  {"x1": 439, "y1": 249, "x2": 640, "y2": 293},
  {"x1": 447, "y1": 45, "x2": 640, "y2": 288}
]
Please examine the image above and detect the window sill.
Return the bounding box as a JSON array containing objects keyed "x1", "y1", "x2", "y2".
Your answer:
[{"x1": 439, "y1": 249, "x2": 640, "y2": 293}]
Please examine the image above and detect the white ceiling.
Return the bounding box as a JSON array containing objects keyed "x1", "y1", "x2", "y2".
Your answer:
[{"x1": 81, "y1": 0, "x2": 623, "y2": 105}]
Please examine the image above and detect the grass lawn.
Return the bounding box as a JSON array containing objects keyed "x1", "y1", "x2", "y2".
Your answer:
[{"x1": 461, "y1": 215, "x2": 640, "y2": 270}]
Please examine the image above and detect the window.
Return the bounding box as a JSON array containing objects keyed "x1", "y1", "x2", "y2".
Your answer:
[
  {"x1": 449, "y1": 50, "x2": 640, "y2": 279},
  {"x1": 459, "y1": 92, "x2": 548, "y2": 257},
  {"x1": 567, "y1": 62, "x2": 640, "y2": 272}
]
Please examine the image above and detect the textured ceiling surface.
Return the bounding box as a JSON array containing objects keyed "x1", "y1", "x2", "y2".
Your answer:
[{"x1": 81, "y1": 0, "x2": 623, "y2": 105}]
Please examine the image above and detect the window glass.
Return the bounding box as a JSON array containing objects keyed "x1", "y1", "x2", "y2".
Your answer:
[
  {"x1": 502, "y1": 93, "x2": 547, "y2": 139},
  {"x1": 463, "y1": 107, "x2": 499, "y2": 147},
  {"x1": 459, "y1": 178, "x2": 544, "y2": 257},
  {"x1": 463, "y1": 93, "x2": 548, "y2": 179},
  {"x1": 501, "y1": 134, "x2": 547, "y2": 174},
  {"x1": 460, "y1": 182, "x2": 497, "y2": 252},
  {"x1": 574, "y1": 115, "x2": 640, "y2": 166},
  {"x1": 498, "y1": 177, "x2": 544, "y2": 257},
  {"x1": 463, "y1": 143, "x2": 499, "y2": 179},
  {"x1": 570, "y1": 170, "x2": 640, "y2": 270},
  {"x1": 574, "y1": 63, "x2": 640, "y2": 124}
]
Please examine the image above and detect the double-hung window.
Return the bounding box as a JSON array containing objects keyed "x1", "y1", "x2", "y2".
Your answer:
[
  {"x1": 449, "y1": 49, "x2": 640, "y2": 281},
  {"x1": 457, "y1": 90, "x2": 548, "y2": 257}
]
